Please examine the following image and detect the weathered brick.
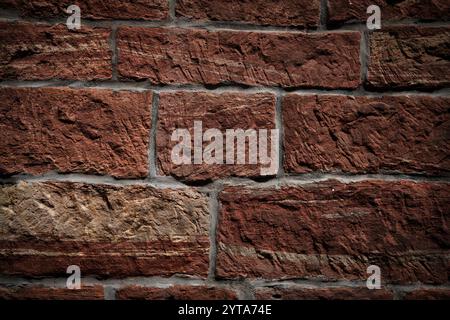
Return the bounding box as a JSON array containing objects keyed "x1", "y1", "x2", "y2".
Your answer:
[
  {"x1": 116, "y1": 285, "x2": 238, "y2": 300},
  {"x1": 282, "y1": 94, "x2": 450, "y2": 175},
  {"x1": 176, "y1": 0, "x2": 320, "y2": 27},
  {"x1": 117, "y1": 27, "x2": 361, "y2": 89},
  {"x1": 157, "y1": 91, "x2": 277, "y2": 182},
  {"x1": 403, "y1": 288, "x2": 450, "y2": 300},
  {"x1": 0, "y1": 285, "x2": 104, "y2": 300},
  {"x1": 255, "y1": 286, "x2": 394, "y2": 300},
  {"x1": 328, "y1": 0, "x2": 450, "y2": 26},
  {"x1": 0, "y1": 87, "x2": 151, "y2": 178},
  {"x1": 367, "y1": 26, "x2": 450, "y2": 89},
  {"x1": 216, "y1": 180, "x2": 450, "y2": 283},
  {"x1": 0, "y1": 22, "x2": 111, "y2": 81},
  {"x1": 0, "y1": 181, "x2": 210, "y2": 277},
  {"x1": 1, "y1": 0, "x2": 169, "y2": 20}
]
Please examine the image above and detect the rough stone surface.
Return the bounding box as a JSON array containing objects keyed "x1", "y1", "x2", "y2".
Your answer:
[
  {"x1": 0, "y1": 87, "x2": 151, "y2": 178},
  {"x1": 0, "y1": 285, "x2": 104, "y2": 300},
  {"x1": 157, "y1": 91, "x2": 277, "y2": 182},
  {"x1": 116, "y1": 285, "x2": 238, "y2": 300},
  {"x1": 255, "y1": 286, "x2": 394, "y2": 300},
  {"x1": 282, "y1": 94, "x2": 450, "y2": 175},
  {"x1": 1, "y1": 0, "x2": 169, "y2": 20},
  {"x1": 0, "y1": 22, "x2": 112, "y2": 81},
  {"x1": 216, "y1": 180, "x2": 450, "y2": 283},
  {"x1": 327, "y1": 0, "x2": 450, "y2": 26},
  {"x1": 367, "y1": 26, "x2": 450, "y2": 89},
  {"x1": 0, "y1": 181, "x2": 210, "y2": 277},
  {"x1": 117, "y1": 27, "x2": 361, "y2": 89},
  {"x1": 176, "y1": 0, "x2": 320, "y2": 27},
  {"x1": 403, "y1": 288, "x2": 450, "y2": 300}
]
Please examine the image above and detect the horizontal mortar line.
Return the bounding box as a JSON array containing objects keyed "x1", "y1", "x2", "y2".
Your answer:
[
  {"x1": 280, "y1": 173, "x2": 450, "y2": 184},
  {"x1": 1, "y1": 275, "x2": 449, "y2": 292},
  {"x1": 0, "y1": 173, "x2": 188, "y2": 189},
  {"x1": 0, "y1": 11, "x2": 449, "y2": 32},
  {"x1": 1, "y1": 80, "x2": 449, "y2": 97},
  {"x1": 1, "y1": 172, "x2": 449, "y2": 189}
]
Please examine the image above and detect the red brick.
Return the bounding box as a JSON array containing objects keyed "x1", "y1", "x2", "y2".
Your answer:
[
  {"x1": 282, "y1": 94, "x2": 450, "y2": 175},
  {"x1": 0, "y1": 285, "x2": 104, "y2": 300},
  {"x1": 216, "y1": 180, "x2": 450, "y2": 283},
  {"x1": 0, "y1": 87, "x2": 151, "y2": 178},
  {"x1": 367, "y1": 26, "x2": 450, "y2": 89},
  {"x1": 176, "y1": 0, "x2": 320, "y2": 27},
  {"x1": 0, "y1": 182, "x2": 210, "y2": 278},
  {"x1": 255, "y1": 286, "x2": 394, "y2": 300},
  {"x1": 328, "y1": 0, "x2": 450, "y2": 26},
  {"x1": 403, "y1": 288, "x2": 450, "y2": 300},
  {"x1": 156, "y1": 91, "x2": 277, "y2": 182},
  {"x1": 0, "y1": 21, "x2": 111, "y2": 80},
  {"x1": 116, "y1": 285, "x2": 238, "y2": 300},
  {"x1": 0, "y1": 0, "x2": 169, "y2": 20},
  {"x1": 117, "y1": 27, "x2": 361, "y2": 89}
]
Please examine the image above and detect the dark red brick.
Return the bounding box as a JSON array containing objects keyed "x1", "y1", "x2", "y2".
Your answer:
[
  {"x1": 116, "y1": 285, "x2": 238, "y2": 300},
  {"x1": 328, "y1": 0, "x2": 450, "y2": 26},
  {"x1": 117, "y1": 27, "x2": 361, "y2": 89},
  {"x1": 216, "y1": 180, "x2": 450, "y2": 284},
  {"x1": 0, "y1": 87, "x2": 151, "y2": 178},
  {"x1": 0, "y1": 0, "x2": 169, "y2": 20},
  {"x1": 0, "y1": 21, "x2": 111, "y2": 80},
  {"x1": 367, "y1": 26, "x2": 450, "y2": 89},
  {"x1": 255, "y1": 286, "x2": 394, "y2": 300},
  {"x1": 176, "y1": 0, "x2": 320, "y2": 27},
  {"x1": 282, "y1": 94, "x2": 450, "y2": 175},
  {"x1": 157, "y1": 91, "x2": 277, "y2": 182},
  {"x1": 0, "y1": 285, "x2": 104, "y2": 300},
  {"x1": 403, "y1": 288, "x2": 450, "y2": 300}
]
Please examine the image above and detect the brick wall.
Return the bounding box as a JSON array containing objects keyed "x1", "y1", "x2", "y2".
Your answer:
[{"x1": 0, "y1": 0, "x2": 449, "y2": 300}]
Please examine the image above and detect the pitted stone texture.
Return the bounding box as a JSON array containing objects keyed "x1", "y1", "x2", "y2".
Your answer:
[
  {"x1": 283, "y1": 94, "x2": 450, "y2": 175},
  {"x1": 117, "y1": 27, "x2": 361, "y2": 89},
  {"x1": 0, "y1": 87, "x2": 151, "y2": 178},
  {"x1": 367, "y1": 26, "x2": 450, "y2": 89},
  {"x1": 0, "y1": 22, "x2": 111, "y2": 80},
  {"x1": 116, "y1": 285, "x2": 238, "y2": 300},
  {"x1": 0, "y1": 0, "x2": 169, "y2": 20},
  {"x1": 328, "y1": 0, "x2": 450, "y2": 26},
  {"x1": 403, "y1": 289, "x2": 450, "y2": 300},
  {"x1": 0, "y1": 285, "x2": 104, "y2": 300},
  {"x1": 216, "y1": 180, "x2": 450, "y2": 284},
  {"x1": 0, "y1": 181, "x2": 210, "y2": 277},
  {"x1": 176, "y1": 0, "x2": 320, "y2": 27},
  {"x1": 157, "y1": 91, "x2": 277, "y2": 182},
  {"x1": 255, "y1": 286, "x2": 394, "y2": 300}
]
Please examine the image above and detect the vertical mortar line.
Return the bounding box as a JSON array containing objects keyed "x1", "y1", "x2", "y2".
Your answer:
[
  {"x1": 104, "y1": 285, "x2": 116, "y2": 300},
  {"x1": 319, "y1": 0, "x2": 328, "y2": 30},
  {"x1": 207, "y1": 189, "x2": 220, "y2": 281},
  {"x1": 360, "y1": 28, "x2": 369, "y2": 88},
  {"x1": 275, "y1": 90, "x2": 285, "y2": 178},
  {"x1": 149, "y1": 92, "x2": 160, "y2": 178},
  {"x1": 168, "y1": 0, "x2": 176, "y2": 22},
  {"x1": 109, "y1": 24, "x2": 118, "y2": 81}
]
